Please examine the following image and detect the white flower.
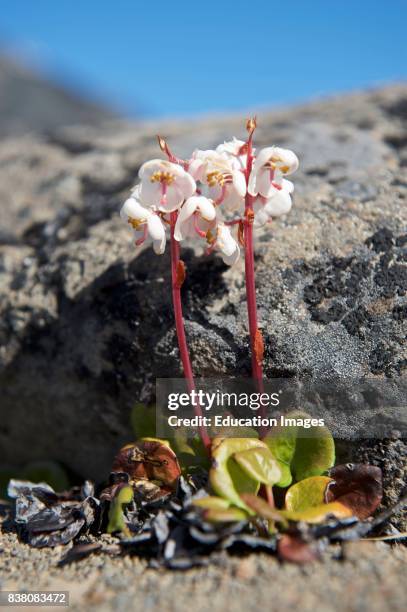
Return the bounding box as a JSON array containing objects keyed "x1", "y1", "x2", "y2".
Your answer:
[
  {"x1": 253, "y1": 179, "x2": 294, "y2": 227},
  {"x1": 120, "y1": 192, "x2": 166, "y2": 254},
  {"x1": 173, "y1": 194, "x2": 239, "y2": 265},
  {"x1": 138, "y1": 159, "x2": 196, "y2": 212},
  {"x1": 174, "y1": 196, "x2": 217, "y2": 241},
  {"x1": 189, "y1": 150, "x2": 246, "y2": 212},
  {"x1": 216, "y1": 137, "x2": 254, "y2": 171},
  {"x1": 214, "y1": 223, "x2": 240, "y2": 265},
  {"x1": 216, "y1": 138, "x2": 246, "y2": 157},
  {"x1": 248, "y1": 146, "x2": 299, "y2": 198}
]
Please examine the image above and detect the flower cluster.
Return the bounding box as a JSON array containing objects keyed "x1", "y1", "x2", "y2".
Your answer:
[{"x1": 120, "y1": 137, "x2": 299, "y2": 265}]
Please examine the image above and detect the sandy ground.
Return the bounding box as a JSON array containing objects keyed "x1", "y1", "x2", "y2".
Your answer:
[{"x1": 0, "y1": 527, "x2": 406, "y2": 612}]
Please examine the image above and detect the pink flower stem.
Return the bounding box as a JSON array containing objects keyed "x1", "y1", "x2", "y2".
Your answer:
[
  {"x1": 170, "y1": 211, "x2": 211, "y2": 452},
  {"x1": 244, "y1": 126, "x2": 267, "y2": 434}
]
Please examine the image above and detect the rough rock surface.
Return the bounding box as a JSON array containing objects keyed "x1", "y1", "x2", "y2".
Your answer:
[
  {"x1": 0, "y1": 86, "x2": 406, "y2": 483},
  {"x1": 0, "y1": 55, "x2": 117, "y2": 138}
]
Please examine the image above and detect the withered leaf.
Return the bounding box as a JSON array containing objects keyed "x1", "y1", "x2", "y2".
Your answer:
[
  {"x1": 8, "y1": 479, "x2": 100, "y2": 548},
  {"x1": 245, "y1": 209, "x2": 255, "y2": 225},
  {"x1": 58, "y1": 542, "x2": 102, "y2": 567},
  {"x1": 254, "y1": 329, "x2": 264, "y2": 366},
  {"x1": 112, "y1": 441, "x2": 181, "y2": 489},
  {"x1": 277, "y1": 534, "x2": 320, "y2": 563},
  {"x1": 176, "y1": 260, "x2": 186, "y2": 288},
  {"x1": 238, "y1": 221, "x2": 245, "y2": 247},
  {"x1": 326, "y1": 463, "x2": 383, "y2": 520},
  {"x1": 28, "y1": 519, "x2": 86, "y2": 548}
]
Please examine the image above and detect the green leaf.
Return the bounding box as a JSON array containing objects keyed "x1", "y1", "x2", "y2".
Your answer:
[
  {"x1": 285, "y1": 476, "x2": 332, "y2": 512},
  {"x1": 265, "y1": 411, "x2": 335, "y2": 487},
  {"x1": 281, "y1": 501, "x2": 352, "y2": 524},
  {"x1": 233, "y1": 447, "x2": 282, "y2": 486},
  {"x1": 292, "y1": 433, "x2": 335, "y2": 482},
  {"x1": 171, "y1": 433, "x2": 210, "y2": 472},
  {"x1": 210, "y1": 438, "x2": 265, "y2": 511},
  {"x1": 107, "y1": 485, "x2": 134, "y2": 536},
  {"x1": 193, "y1": 496, "x2": 231, "y2": 510}
]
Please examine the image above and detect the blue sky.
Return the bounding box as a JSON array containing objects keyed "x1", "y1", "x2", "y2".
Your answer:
[{"x1": 0, "y1": 0, "x2": 406, "y2": 118}]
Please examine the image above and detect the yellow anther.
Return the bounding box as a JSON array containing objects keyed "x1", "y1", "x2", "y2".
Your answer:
[
  {"x1": 206, "y1": 229, "x2": 216, "y2": 244},
  {"x1": 128, "y1": 217, "x2": 145, "y2": 229},
  {"x1": 150, "y1": 171, "x2": 175, "y2": 185},
  {"x1": 206, "y1": 170, "x2": 233, "y2": 187},
  {"x1": 206, "y1": 171, "x2": 223, "y2": 187}
]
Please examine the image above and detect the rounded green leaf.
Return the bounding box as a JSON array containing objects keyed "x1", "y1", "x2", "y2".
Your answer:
[
  {"x1": 281, "y1": 501, "x2": 352, "y2": 524},
  {"x1": 210, "y1": 438, "x2": 265, "y2": 510},
  {"x1": 285, "y1": 476, "x2": 332, "y2": 512},
  {"x1": 291, "y1": 433, "x2": 335, "y2": 481},
  {"x1": 233, "y1": 446, "x2": 282, "y2": 486},
  {"x1": 265, "y1": 411, "x2": 335, "y2": 487}
]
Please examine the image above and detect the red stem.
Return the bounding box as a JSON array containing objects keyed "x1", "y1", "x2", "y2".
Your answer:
[
  {"x1": 244, "y1": 131, "x2": 266, "y2": 431},
  {"x1": 170, "y1": 211, "x2": 211, "y2": 452}
]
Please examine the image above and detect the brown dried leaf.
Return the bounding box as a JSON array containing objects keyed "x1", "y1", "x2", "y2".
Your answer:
[
  {"x1": 176, "y1": 260, "x2": 186, "y2": 288},
  {"x1": 326, "y1": 463, "x2": 383, "y2": 520},
  {"x1": 245, "y1": 209, "x2": 255, "y2": 225},
  {"x1": 238, "y1": 220, "x2": 245, "y2": 247},
  {"x1": 254, "y1": 329, "x2": 264, "y2": 366},
  {"x1": 277, "y1": 534, "x2": 320, "y2": 563},
  {"x1": 112, "y1": 441, "x2": 181, "y2": 490}
]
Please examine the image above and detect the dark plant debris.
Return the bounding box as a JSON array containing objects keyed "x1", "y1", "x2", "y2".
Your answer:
[{"x1": 6, "y1": 461, "x2": 406, "y2": 569}]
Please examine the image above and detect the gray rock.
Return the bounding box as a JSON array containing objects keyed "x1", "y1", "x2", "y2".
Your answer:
[
  {"x1": 0, "y1": 85, "x2": 406, "y2": 484},
  {"x1": 0, "y1": 55, "x2": 118, "y2": 138}
]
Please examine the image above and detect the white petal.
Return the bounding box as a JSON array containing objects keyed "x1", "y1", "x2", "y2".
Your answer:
[
  {"x1": 177, "y1": 171, "x2": 196, "y2": 199},
  {"x1": 217, "y1": 224, "x2": 240, "y2": 265},
  {"x1": 272, "y1": 147, "x2": 299, "y2": 175},
  {"x1": 254, "y1": 147, "x2": 276, "y2": 169},
  {"x1": 188, "y1": 158, "x2": 205, "y2": 181},
  {"x1": 139, "y1": 180, "x2": 161, "y2": 207},
  {"x1": 232, "y1": 170, "x2": 247, "y2": 197},
  {"x1": 196, "y1": 196, "x2": 216, "y2": 220},
  {"x1": 248, "y1": 169, "x2": 258, "y2": 196},
  {"x1": 162, "y1": 184, "x2": 185, "y2": 212},
  {"x1": 138, "y1": 159, "x2": 163, "y2": 179},
  {"x1": 120, "y1": 196, "x2": 149, "y2": 221},
  {"x1": 282, "y1": 178, "x2": 294, "y2": 194},
  {"x1": 253, "y1": 199, "x2": 269, "y2": 227},
  {"x1": 221, "y1": 187, "x2": 245, "y2": 213},
  {"x1": 139, "y1": 158, "x2": 182, "y2": 179},
  {"x1": 174, "y1": 196, "x2": 216, "y2": 241},
  {"x1": 264, "y1": 190, "x2": 292, "y2": 217},
  {"x1": 147, "y1": 214, "x2": 166, "y2": 254},
  {"x1": 257, "y1": 169, "x2": 275, "y2": 198},
  {"x1": 216, "y1": 138, "x2": 245, "y2": 156}
]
